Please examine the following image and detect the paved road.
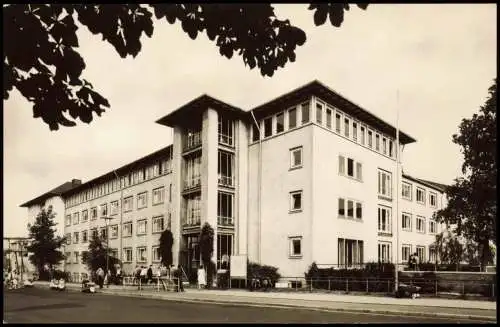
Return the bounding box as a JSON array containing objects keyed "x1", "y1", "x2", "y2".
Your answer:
[{"x1": 3, "y1": 288, "x2": 493, "y2": 323}]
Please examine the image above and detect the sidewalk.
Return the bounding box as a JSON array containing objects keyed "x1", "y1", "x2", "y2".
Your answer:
[{"x1": 33, "y1": 282, "x2": 497, "y2": 321}]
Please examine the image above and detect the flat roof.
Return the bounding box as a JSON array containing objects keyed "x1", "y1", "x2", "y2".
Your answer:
[
  {"x1": 62, "y1": 145, "x2": 173, "y2": 197},
  {"x1": 156, "y1": 94, "x2": 247, "y2": 127},
  {"x1": 251, "y1": 80, "x2": 417, "y2": 145}
]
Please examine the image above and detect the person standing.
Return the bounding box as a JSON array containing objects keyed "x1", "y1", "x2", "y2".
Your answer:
[
  {"x1": 197, "y1": 264, "x2": 206, "y2": 289},
  {"x1": 96, "y1": 267, "x2": 105, "y2": 289},
  {"x1": 147, "y1": 265, "x2": 153, "y2": 284}
]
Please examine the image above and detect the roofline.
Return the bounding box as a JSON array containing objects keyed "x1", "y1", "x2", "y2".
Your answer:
[
  {"x1": 402, "y1": 173, "x2": 449, "y2": 193},
  {"x1": 62, "y1": 145, "x2": 173, "y2": 197},
  {"x1": 156, "y1": 94, "x2": 247, "y2": 127},
  {"x1": 251, "y1": 80, "x2": 417, "y2": 145}
]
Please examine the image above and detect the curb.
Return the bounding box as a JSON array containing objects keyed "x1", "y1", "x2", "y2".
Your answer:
[{"x1": 95, "y1": 289, "x2": 497, "y2": 322}]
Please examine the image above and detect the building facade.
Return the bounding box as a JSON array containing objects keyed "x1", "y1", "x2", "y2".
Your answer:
[{"x1": 21, "y1": 81, "x2": 449, "y2": 281}]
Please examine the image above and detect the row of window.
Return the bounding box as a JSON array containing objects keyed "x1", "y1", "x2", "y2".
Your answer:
[
  {"x1": 379, "y1": 242, "x2": 437, "y2": 264},
  {"x1": 65, "y1": 245, "x2": 163, "y2": 264},
  {"x1": 252, "y1": 100, "x2": 396, "y2": 160},
  {"x1": 402, "y1": 182, "x2": 438, "y2": 207},
  {"x1": 65, "y1": 215, "x2": 169, "y2": 244},
  {"x1": 65, "y1": 186, "x2": 171, "y2": 227},
  {"x1": 66, "y1": 158, "x2": 172, "y2": 208}
]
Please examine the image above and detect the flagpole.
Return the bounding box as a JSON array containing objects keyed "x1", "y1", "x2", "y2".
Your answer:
[{"x1": 394, "y1": 90, "x2": 400, "y2": 293}]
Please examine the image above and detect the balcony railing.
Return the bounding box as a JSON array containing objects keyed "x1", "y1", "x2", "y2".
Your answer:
[
  {"x1": 184, "y1": 216, "x2": 201, "y2": 227},
  {"x1": 184, "y1": 132, "x2": 202, "y2": 152},
  {"x1": 217, "y1": 216, "x2": 234, "y2": 226},
  {"x1": 184, "y1": 177, "x2": 201, "y2": 190},
  {"x1": 218, "y1": 175, "x2": 234, "y2": 187}
]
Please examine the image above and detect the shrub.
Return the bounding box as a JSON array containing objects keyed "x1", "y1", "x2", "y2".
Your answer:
[{"x1": 247, "y1": 261, "x2": 281, "y2": 285}]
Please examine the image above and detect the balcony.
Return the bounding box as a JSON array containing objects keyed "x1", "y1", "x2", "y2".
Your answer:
[
  {"x1": 183, "y1": 178, "x2": 201, "y2": 192},
  {"x1": 183, "y1": 131, "x2": 202, "y2": 152},
  {"x1": 183, "y1": 216, "x2": 201, "y2": 227},
  {"x1": 217, "y1": 216, "x2": 234, "y2": 226},
  {"x1": 218, "y1": 175, "x2": 234, "y2": 188}
]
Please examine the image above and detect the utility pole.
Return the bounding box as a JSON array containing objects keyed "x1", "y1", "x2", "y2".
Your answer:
[{"x1": 394, "y1": 90, "x2": 401, "y2": 293}]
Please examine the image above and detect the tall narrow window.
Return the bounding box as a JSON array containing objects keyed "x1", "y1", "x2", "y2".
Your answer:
[
  {"x1": 218, "y1": 116, "x2": 234, "y2": 146},
  {"x1": 217, "y1": 192, "x2": 234, "y2": 225},
  {"x1": 389, "y1": 140, "x2": 394, "y2": 157},
  {"x1": 338, "y1": 198, "x2": 345, "y2": 216},
  {"x1": 335, "y1": 113, "x2": 341, "y2": 133},
  {"x1": 276, "y1": 112, "x2": 285, "y2": 133},
  {"x1": 338, "y1": 155, "x2": 345, "y2": 174},
  {"x1": 368, "y1": 130, "x2": 373, "y2": 148},
  {"x1": 290, "y1": 191, "x2": 302, "y2": 212},
  {"x1": 344, "y1": 118, "x2": 350, "y2": 137},
  {"x1": 264, "y1": 117, "x2": 273, "y2": 137},
  {"x1": 375, "y1": 134, "x2": 380, "y2": 151},
  {"x1": 290, "y1": 147, "x2": 303, "y2": 169},
  {"x1": 316, "y1": 103, "x2": 323, "y2": 124},
  {"x1": 382, "y1": 137, "x2": 387, "y2": 155},
  {"x1": 352, "y1": 122, "x2": 358, "y2": 142},
  {"x1": 347, "y1": 158, "x2": 354, "y2": 177},
  {"x1": 378, "y1": 169, "x2": 392, "y2": 198},
  {"x1": 218, "y1": 150, "x2": 234, "y2": 187},
  {"x1": 326, "y1": 108, "x2": 332, "y2": 129},
  {"x1": 288, "y1": 108, "x2": 297, "y2": 129},
  {"x1": 378, "y1": 206, "x2": 392, "y2": 234},
  {"x1": 301, "y1": 102, "x2": 310, "y2": 124}
]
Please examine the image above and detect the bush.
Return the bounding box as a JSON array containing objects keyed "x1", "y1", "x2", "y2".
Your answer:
[{"x1": 247, "y1": 261, "x2": 281, "y2": 285}]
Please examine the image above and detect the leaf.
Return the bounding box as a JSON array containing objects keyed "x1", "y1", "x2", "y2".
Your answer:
[
  {"x1": 357, "y1": 3, "x2": 369, "y2": 10},
  {"x1": 328, "y1": 4, "x2": 345, "y2": 28},
  {"x1": 313, "y1": 6, "x2": 328, "y2": 26}
]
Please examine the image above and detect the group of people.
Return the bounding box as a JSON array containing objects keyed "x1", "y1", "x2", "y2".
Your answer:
[{"x1": 408, "y1": 252, "x2": 421, "y2": 271}]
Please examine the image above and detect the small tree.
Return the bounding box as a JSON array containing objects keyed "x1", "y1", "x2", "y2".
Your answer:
[
  {"x1": 199, "y1": 222, "x2": 215, "y2": 287},
  {"x1": 81, "y1": 233, "x2": 120, "y2": 277},
  {"x1": 159, "y1": 229, "x2": 174, "y2": 267},
  {"x1": 26, "y1": 206, "x2": 66, "y2": 280}
]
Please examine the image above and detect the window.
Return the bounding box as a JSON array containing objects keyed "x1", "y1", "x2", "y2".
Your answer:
[
  {"x1": 137, "y1": 219, "x2": 147, "y2": 235},
  {"x1": 290, "y1": 147, "x2": 302, "y2": 169},
  {"x1": 335, "y1": 113, "x2": 341, "y2": 133},
  {"x1": 416, "y1": 216, "x2": 426, "y2": 233},
  {"x1": 123, "y1": 222, "x2": 133, "y2": 237},
  {"x1": 152, "y1": 187, "x2": 165, "y2": 205},
  {"x1": 185, "y1": 194, "x2": 201, "y2": 226},
  {"x1": 368, "y1": 130, "x2": 373, "y2": 148},
  {"x1": 316, "y1": 103, "x2": 323, "y2": 124},
  {"x1": 416, "y1": 246, "x2": 426, "y2": 263},
  {"x1": 82, "y1": 230, "x2": 88, "y2": 243},
  {"x1": 301, "y1": 102, "x2": 310, "y2": 124},
  {"x1": 218, "y1": 115, "x2": 234, "y2": 146},
  {"x1": 152, "y1": 216, "x2": 165, "y2": 233},
  {"x1": 429, "y1": 220, "x2": 437, "y2": 234},
  {"x1": 290, "y1": 191, "x2": 302, "y2": 212},
  {"x1": 123, "y1": 248, "x2": 133, "y2": 263},
  {"x1": 326, "y1": 108, "x2": 332, "y2": 129},
  {"x1": 169, "y1": 183, "x2": 172, "y2": 202},
  {"x1": 389, "y1": 140, "x2": 394, "y2": 157},
  {"x1": 82, "y1": 210, "x2": 88, "y2": 223},
  {"x1": 65, "y1": 252, "x2": 71, "y2": 264},
  {"x1": 73, "y1": 251, "x2": 79, "y2": 264},
  {"x1": 90, "y1": 207, "x2": 97, "y2": 220},
  {"x1": 123, "y1": 196, "x2": 133, "y2": 212},
  {"x1": 274, "y1": 112, "x2": 285, "y2": 133},
  {"x1": 347, "y1": 200, "x2": 354, "y2": 218},
  {"x1": 382, "y1": 137, "x2": 387, "y2": 155},
  {"x1": 402, "y1": 213, "x2": 412, "y2": 231},
  {"x1": 110, "y1": 225, "x2": 118, "y2": 239},
  {"x1": 66, "y1": 233, "x2": 72, "y2": 245},
  {"x1": 109, "y1": 248, "x2": 118, "y2": 259},
  {"x1": 100, "y1": 203, "x2": 108, "y2": 217},
  {"x1": 429, "y1": 192, "x2": 437, "y2": 208},
  {"x1": 378, "y1": 242, "x2": 392, "y2": 263},
  {"x1": 344, "y1": 118, "x2": 350, "y2": 137},
  {"x1": 356, "y1": 202, "x2": 362, "y2": 219},
  {"x1": 73, "y1": 232, "x2": 79, "y2": 244},
  {"x1": 65, "y1": 215, "x2": 71, "y2": 227},
  {"x1": 152, "y1": 246, "x2": 161, "y2": 262},
  {"x1": 429, "y1": 246, "x2": 437, "y2": 263},
  {"x1": 416, "y1": 187, "x2": 426, "y2": 204},
  {"x1": 402, "y1": 182, "x2": 412, "y2": 200},
  {"x1": 378, "y1": 169, "x2": 392, "y2": 198},
  {"x1": 375, "y1": 134, "x2": 380, "y2": 151},
  {"x1": 360, "y1": 126, "x2": 366, "y2": 145},
  {"x1": 110, "y1": 200, "x2": 119, "y2": 215},
  {"x1": 288, "y1": 107, "x2": 297, "y2": 129},
  {"x1": 339, "y1": 155, "x2": 363, "y2": 181},
  {"x1": 137, "y1": 247, "x2": 147, "y2": 263},
  {"x1": 252, "y1": 122, "x2": 260, "y2": 142},
  {"x1": 378, "y1": 206, "x2": 392, "y2": 234},
  {"x1": 73, "y1": 212, "x2": 79, "y2": 225},
  {"x1": 100, "y1": 227, "x2": 107, "y2": 240},
  {"x1": 137, "y1": 192, "x2": 148, "y2": 209},
  {"x1": 264, "y1": 117, "x2": 273, "y2": 137},
  {"x1": 218, "y1": 151, "x2": 234, "y2": 187},
  {"x1": 217, "y1": 192, "x2": 234, "y2": 225},
  {"x1": 402, "y1": 244, "x2": 411, "y2": 263},
  {"x1": 338, "y1": 198, "x2": 345, "y2": 217},
  {"x1": 352, "y1": 122, "x2": 358, "y2": 142},
  {"x1": 338, "y1": 238, "x2": 364, "y2": 268},
  {"x1": 289, "y1": 237, "x2": 302, "y2": 257},
  {"x1": 91, "y1": 228, "x2": 98, "y2": 240}
]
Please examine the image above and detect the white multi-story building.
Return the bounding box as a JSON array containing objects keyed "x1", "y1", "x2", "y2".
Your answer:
[{"x1": 20, "y1": 81, "x2": 449, "y2": 281}]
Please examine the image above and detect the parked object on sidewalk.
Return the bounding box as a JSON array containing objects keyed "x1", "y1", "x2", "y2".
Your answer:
[
  {"x1": 49, "y1": 279, "x2": 59, "y2": 290},
  {"x1": 396, "y1": 283, "x2": 421, "y2": 299},
  {"x1": 81, "y1": 280, "x2": 96, "y2": 293}
]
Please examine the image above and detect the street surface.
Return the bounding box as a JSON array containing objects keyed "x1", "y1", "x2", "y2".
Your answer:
[{"x1": 3, "y1": 288, "x2": 493, "y2": 323}]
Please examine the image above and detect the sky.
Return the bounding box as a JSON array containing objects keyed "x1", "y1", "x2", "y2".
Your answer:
[{"x1": 3, "y1": 4, "x2": 497, "y2": 237}]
